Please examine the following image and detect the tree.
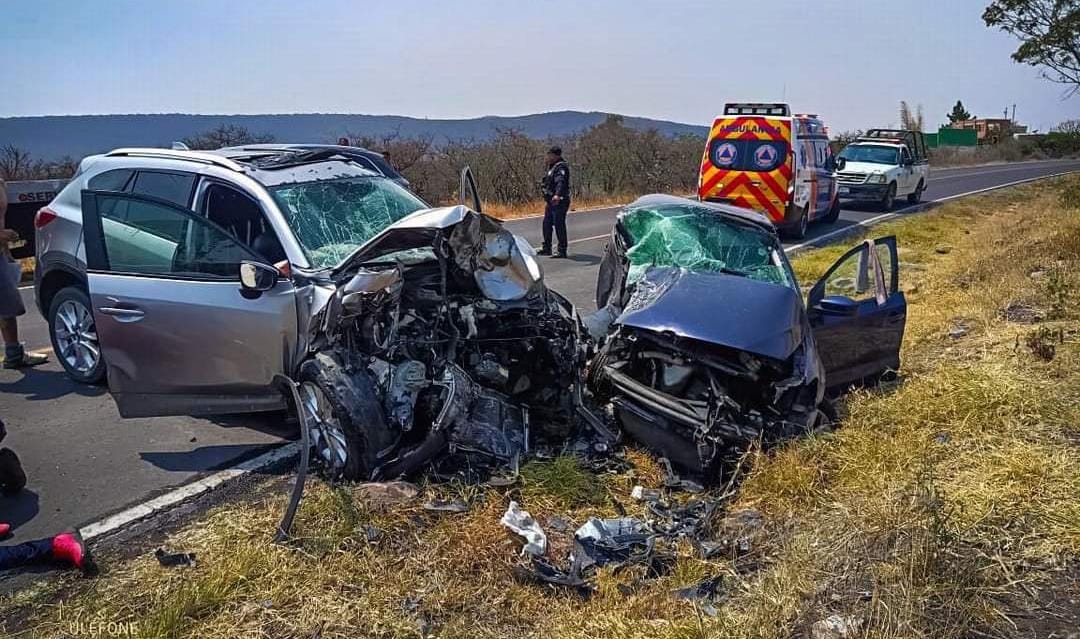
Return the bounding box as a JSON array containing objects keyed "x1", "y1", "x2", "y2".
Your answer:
[
  {"x1": 1053, "y1": 118, "x2": 1080, "y2": 135},
  {"x1": 899, "y1": 101, "x2": 925, "y2": 131},
  {"x1": 0, "y1": 145, "x2": 34, "y2": 180},
  {"x1": 983, "y1": 0, "x2": 1080, "y2": 94},
  {"x1": 180, "y1": 124, "x2": 275, "y2": 150},
  {"x1": 947, "y1": 100, "x2": 973, "y2": 124}
]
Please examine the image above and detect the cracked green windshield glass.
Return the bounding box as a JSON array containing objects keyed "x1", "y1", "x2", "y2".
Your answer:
[
  {"x1": 271, "y1": 177, "x2": 427, "y2": 268},
  {"x1": 621, "y1": 203, "x2": 793, "y2": 288}
]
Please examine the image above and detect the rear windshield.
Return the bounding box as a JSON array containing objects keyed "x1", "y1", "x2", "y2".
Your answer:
[
  {"x1": 708, "y1": 138, "x2": 788, "y2": 172},
  {"x1": 270, "y1": 176, "x2": 427, "y2": 268},
  {"x1": 620, "y1": 203, "x2": 794, "y2": 289}
]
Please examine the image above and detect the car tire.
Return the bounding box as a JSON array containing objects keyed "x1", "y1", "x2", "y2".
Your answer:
[
  {"x1": 880, "y1": 183, "x2": 897, "y2": 211},
  {"x1": 297, "y1": 353, "x2": 394, "y2": 481},
  {"x1": 0, "y1": 447, "x2": 27, "y2": 496},
  {"x1": 48, "y1": 286, "x2": 106, "y2": 385},
  {"x1": 783, "y1": 205, "x2": 809, "y2": 240},
  {"x1": 907, "y1": 179, "x2": 925, "y2": 204},
  {"x1": 820, "y1": 196, "x2": 841, "y2": 224}
]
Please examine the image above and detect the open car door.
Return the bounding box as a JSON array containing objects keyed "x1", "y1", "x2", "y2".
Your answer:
[
  {"x1": 460, "y1": 166, "x2": 482, "y2": 213},
  {"x1": 807, "y1": 236, "x2": 906, "y2": 389},
  {"x1": 80, "y1": 190, "x2": 298, "y2": 418}
]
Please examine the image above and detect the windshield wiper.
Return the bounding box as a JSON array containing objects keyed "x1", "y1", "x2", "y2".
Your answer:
[{"x1": 717, "y1": 267, "x2": 748, "y2": 278}]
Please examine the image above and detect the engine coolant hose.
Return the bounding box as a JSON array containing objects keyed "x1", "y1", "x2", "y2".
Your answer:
[{"x1": 274, "y1": 374, "x2": 311, "y2": 543}]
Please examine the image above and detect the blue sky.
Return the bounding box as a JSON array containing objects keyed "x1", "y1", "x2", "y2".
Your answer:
[{"x1": 2, "y1": 0, "x2": 1075, "y2": 132}]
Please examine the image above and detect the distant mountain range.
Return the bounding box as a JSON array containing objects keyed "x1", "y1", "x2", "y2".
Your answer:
[{"x1": 0, "y1": 111, "x2": 708, "y2": 161}]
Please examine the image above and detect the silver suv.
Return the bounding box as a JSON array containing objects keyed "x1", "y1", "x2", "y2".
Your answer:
[{"x1": 34, "y1": 147, "x2": 428, "y2": 388}]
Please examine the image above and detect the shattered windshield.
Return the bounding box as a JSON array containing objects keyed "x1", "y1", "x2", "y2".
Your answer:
[
  {"x1": 620, "y1": 203, "x2": 794, "y2": 289},
  {"x1": 270, "y1": 177, "x2": 427, "y2": 268}
]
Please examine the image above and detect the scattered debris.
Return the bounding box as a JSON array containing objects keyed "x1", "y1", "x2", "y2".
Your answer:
[
  {"x1": 672, "y1": 575, "x2": 724, "y2": 616},
  {"x1": 810, "y1": 614, "x2": 864, "y2": 639},
  {"x1": 364, "y1": 525, "x2": 383, "y2": 543},
  {"x1": 573, "y1": 517, "x2": 653, "y2": 570},
  {"x1": 422, "y1": 498, "x2": 469, "y2": 513},
  {"x1": 935, "y1": 245, "x2": 952, "y2": 254},
  {"x1": 630, "y1": 485, "x2": 661, "y2": 502},
  {"x1": 947, "y1": 317, "x2": 972, "y2": 339},
  {"x1": 500, "y1": 501, "x2": 547, "y2": 556},
  {"x1": 354, "y1": 481, "x2": 420, "y2": 511},
  {"x1": 1002, "y1": 300, "x2": 1043, "y2": 324},
  {"x1": 155, "y1": 548, "x2": 197, "y2": 568},
  {"x1": 511, "y1": 556, "x2": 594, "y2": 598}
]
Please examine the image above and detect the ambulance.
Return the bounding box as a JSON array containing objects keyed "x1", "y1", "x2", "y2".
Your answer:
[{"x1": 698, "y1": 103, "x2": 839, "y2": 239}]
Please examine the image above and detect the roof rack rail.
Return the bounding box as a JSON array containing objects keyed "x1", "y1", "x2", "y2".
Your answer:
[{"x1": 105, "y1": 148, "x2": 245, "y2": 172}]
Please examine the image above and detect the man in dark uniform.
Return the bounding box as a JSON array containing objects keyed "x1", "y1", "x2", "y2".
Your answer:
[{"x1": 539, "y1": 146, "x2": 571, "y2": 258}]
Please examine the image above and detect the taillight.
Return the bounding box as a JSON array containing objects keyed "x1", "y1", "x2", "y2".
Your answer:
[{"x1": 34, "y1": 207, "x2": 58, "y2": 229}]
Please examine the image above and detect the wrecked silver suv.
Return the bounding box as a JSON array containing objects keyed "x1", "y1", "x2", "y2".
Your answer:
[
  {"x1": 300, "y1": 202, "x2": 592, "y2": 479},
  {"x1": 72, "y1": 152, "x2": 595, "y2": 480},
  {"x1": 588, "y1": 196, "x2": 907, "y2": 476}
]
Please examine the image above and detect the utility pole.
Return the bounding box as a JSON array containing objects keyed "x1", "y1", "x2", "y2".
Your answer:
[{"x1": 1011, "y1": 104, "x2": 1016, "y2": 123}]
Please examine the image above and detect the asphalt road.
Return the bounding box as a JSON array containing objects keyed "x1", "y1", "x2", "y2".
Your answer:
[{"x1": 2, "y1": 158, "x2": 1078, "y2": 545}]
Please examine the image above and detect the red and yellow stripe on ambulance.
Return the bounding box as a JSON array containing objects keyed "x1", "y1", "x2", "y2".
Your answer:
[{"x1": 697, "y1": 116, "x2": 793, "y2": 222}]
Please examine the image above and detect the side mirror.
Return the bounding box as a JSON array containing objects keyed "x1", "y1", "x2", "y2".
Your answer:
[
  {"x1": 835, "y1": 157, "x2": 847, "y2": 171},
  {"x1": 816, "y1": 295, "x2": 860, "y2": 316},
  {"x1": 240, "y1": 260, "x2": 278, "y2": 293}
]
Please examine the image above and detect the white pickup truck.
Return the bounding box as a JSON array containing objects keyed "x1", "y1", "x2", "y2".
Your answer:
[
  {"x1": 835, "y1": 129, "x2": 929, "y2": 210},
  {"x1": 3, "y1": 178, "x2": 68, "y2": 259}
]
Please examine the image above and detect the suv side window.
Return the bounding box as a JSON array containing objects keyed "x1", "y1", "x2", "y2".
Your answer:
[
  {"x1": 131, "y1": 171, "x2": 195, "y2": 207},
  {"x1": 96, "y1": 194, "x2": 253, "y2": 279},
  {"x1": 87, "y1": 168, "x2": 135, "y2": 191},
  {"x1": 901, "y1": 147, "x2": 912, "y2": 164}
]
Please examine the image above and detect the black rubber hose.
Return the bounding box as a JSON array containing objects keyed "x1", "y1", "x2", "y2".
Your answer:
[{"x1": 275, "y1": 374, "x2": 311, "y2": 543}]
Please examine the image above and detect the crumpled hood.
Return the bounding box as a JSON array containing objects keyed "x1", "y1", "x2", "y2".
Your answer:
[
  {"x1": 615, "y1": 267, "x2": 804, "y2": 361},
  {"x1": 336, "y1": 204, "x2": 543, "y2": 302}
]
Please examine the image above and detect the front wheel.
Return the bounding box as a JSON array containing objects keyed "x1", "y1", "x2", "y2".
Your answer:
[
  {"x1": 48, "y1": 286, "x2": 106, "y2": 385},
  {"x1": 879, "y1": 183, "x2": 897, "y2": 211},
  {"x1": 782, "y1": 204, "x2": 809, "y2": 240},
  {"x1": 907, "y1": 179, "x2": 925, "y2": 204},
  {"x1": 297, "y1": 354, "x2": 395, "y2": 481},
  {"x1": 820, "y1": 196, "x2": 841, "y2": 224}
]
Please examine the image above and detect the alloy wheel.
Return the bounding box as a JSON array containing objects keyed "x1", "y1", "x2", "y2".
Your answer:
[
  {"x1": 53, "y1": 299, "x2": 100, "y2": 375},
  {"x1": 299, "y1": 381, "x2": 349, "y2": 475}
]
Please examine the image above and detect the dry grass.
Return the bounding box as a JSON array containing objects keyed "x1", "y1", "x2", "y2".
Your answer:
[{"x1": 5, "y1": 178, "x2": 1080, "y2": 638}]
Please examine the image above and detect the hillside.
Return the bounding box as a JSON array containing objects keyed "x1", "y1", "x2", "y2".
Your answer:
[{"x1": 0, "y1": 111, "x2": 708, "y2": 160}]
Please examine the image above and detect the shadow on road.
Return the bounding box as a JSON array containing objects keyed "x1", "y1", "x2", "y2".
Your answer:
[
  {"x1": 139, "y1": 443, "x2": 289, "y2": 473},
  {"x1": 0, "y1": 488, "x2": 40, "y2": 533},
  {"x1": 0, "y1": 369, "x2": 105, "y2": 402},
  {"x1": 553, "y1": 253, "x2": 601, "y2": 266}
]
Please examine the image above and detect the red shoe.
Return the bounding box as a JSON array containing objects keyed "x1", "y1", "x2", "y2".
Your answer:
[
  {"x1": 0, "y1": 522, "x2": 10, "y2": 539},
  {"x1": 52, "y1": 531, "x2": 98, "y2": 576}
]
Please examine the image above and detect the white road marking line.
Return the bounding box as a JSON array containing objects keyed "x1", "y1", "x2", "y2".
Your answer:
[
  {"x1": 567, "y1": 233, "x2": 609, "y2": 246},
  {"x1": 18, "y1": 284, "x2": 32, "y2": 291},
  {"x1": 80, "y1": 443, "x2": 300, "y2": 541},
  {"x1": 71, "y1": 166, "x2": 1079, "y2": 542},
  {"x1": 927, "y1": 164, "x2": 1074, "y2": 182},
  {"x1": 786, "y1": 169, "x2": 1077, "y2": 253}
]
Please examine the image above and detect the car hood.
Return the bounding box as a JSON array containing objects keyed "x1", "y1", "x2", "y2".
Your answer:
[
  {"x1": 839, "y1": 160, "x2": 896, "y2": 174},
  {"x1": 615, "y1": 267, "x2": 805, "y2": 361},
  {"x1": 335, "y1": 204, "x2": 544, "y2": 302}
]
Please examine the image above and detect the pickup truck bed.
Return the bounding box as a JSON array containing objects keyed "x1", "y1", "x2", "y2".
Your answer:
[{"x1": 4, "y1": 179, "x2": 67, "y2": 259}]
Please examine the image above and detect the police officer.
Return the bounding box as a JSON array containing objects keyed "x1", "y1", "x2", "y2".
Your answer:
[{"x1": 539, "y1": 146, "x2": 571, "y2": 258}]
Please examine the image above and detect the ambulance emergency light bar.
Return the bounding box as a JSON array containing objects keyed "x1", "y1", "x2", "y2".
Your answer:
[{"x1": 723, "y1": 103, "x2": 791, "y2": 116}]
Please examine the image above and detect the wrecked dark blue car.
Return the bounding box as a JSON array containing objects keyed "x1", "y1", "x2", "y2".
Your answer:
[{"x1": 589, "y1": 195, "x2": 906, "y2": 476}]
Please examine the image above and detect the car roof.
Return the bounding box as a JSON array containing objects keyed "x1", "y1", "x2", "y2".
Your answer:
[
  {"x1": 624, "y1": 194, "x2": 777, "y2": 232},
  {"x1": 214, "y1": 144, "x2": 402, "y2": 178}
]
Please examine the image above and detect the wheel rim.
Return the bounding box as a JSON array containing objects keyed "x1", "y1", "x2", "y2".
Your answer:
[
  {"x1": 885, "y1": 186, "x2": 895, "y2": 208},
  {"x1": 800, "y1": 208, "x2": 809, "y2": 235},
  {"x1": 53, "y1": 299, "x2": 100, "y2": 375},
  {"x1": 299, "y1": 382, "x2": 349, "y2": 474}
]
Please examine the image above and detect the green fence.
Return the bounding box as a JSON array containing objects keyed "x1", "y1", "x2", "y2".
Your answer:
[{"x1": 927, "y1": 127, "x2": 978, "y2": 148}]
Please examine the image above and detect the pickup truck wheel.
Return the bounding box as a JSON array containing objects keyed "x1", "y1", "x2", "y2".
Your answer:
[
  {"x1": 48, "y1": 286, "x2": 106, "y2": 385},
  {"x1": 298, "y1": 354, "x2": 393, "y2": 481},
  {"x1": 907, "y1": 179, "x2": 925, "y2": 204},
  {"x1": 880, "y1": 183, "x2": 897, "y2": 211}
]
